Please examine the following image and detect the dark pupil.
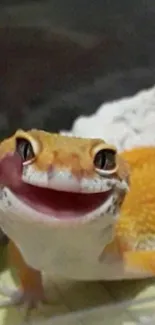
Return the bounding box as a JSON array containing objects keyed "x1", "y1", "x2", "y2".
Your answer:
[
  {"x1": 94, "y1": 149, "x2": 116, "y2": 170},
  {"x1": 16, "y1": 138, "x2": 34, "y2": 161}
]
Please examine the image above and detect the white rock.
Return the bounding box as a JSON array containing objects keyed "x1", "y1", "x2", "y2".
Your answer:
[{"x1": 63, "y1": 86, "x2": 155, "y2": 152}]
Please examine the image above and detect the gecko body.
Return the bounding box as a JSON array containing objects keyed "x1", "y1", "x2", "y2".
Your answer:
[{"x1": 111, "y1": 147, "x2": 155, "y2": 277}]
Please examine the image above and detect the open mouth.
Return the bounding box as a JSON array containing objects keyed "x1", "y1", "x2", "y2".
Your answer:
[
  {"x1": 0, "y1": 152, "x2": 114, "y2": 220},
  {"x1": 12, "y1": 183, "x2": 113, "y2": 219}
]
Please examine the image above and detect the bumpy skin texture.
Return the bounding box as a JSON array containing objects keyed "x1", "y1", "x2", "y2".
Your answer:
[
  {"x1": 0, "y1": 133, "x2": 155, "y2": 299},
  {"x1": 113, "y1": 147, "x2": 155, "y2": 275},
  {"x1": 0, "y1": 129, "x2": 130, "y2": 311}
]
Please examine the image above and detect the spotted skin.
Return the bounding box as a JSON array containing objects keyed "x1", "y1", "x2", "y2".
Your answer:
[
  {"x1": 0, "y1": 129, "x2": 130, "y2": 314},
  {"x1": 104, "y1": 147, "x2": 155, "y2": 277}
]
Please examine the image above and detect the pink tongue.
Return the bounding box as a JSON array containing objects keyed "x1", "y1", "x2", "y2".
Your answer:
[{"x1": 0, "y1": 153, "x2": 23, "y2": 189}]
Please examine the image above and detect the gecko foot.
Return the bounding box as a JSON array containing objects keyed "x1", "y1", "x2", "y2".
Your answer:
[{"x1": 0, "y1": 285, "x2": 50, "y2": 317}]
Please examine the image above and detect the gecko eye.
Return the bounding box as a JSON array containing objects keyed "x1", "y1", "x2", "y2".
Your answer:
[
  {"x1": 94, "y1": 148, "x2": 117, "y2": 176},
  {"x1": 15, "y1": 137, "x2": 35, "y2": 165}
]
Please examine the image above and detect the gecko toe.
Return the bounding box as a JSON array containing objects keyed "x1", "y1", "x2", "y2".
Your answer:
[{"x1": 0, "y1": 285, "x2": 48, "y2": 309}]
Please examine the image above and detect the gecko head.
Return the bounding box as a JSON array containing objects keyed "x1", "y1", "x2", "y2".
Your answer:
[{"x1": 0, "y1": 129, "x2": 130, "y2": 225}]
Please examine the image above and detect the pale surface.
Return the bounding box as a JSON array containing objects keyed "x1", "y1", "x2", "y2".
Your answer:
[
  {"x1": 64, "y1": 85, "x2": 155, "y2": 153},
  {"x1": 0, "y1": 247, "x2": 155, "y2": 325}
]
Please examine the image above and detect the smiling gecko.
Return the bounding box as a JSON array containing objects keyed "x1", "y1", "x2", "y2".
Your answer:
[
  {"x1": 0, "y1": 129, "x2": 155, "y2": 314},
  {"x1": 0, "y1": 129, "x2": 130, "y2": 310}
]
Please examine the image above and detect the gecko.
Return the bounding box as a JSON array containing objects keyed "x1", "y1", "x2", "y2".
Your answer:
[
  {"x1": 0, "y1": 129, "x2": 129, "y2": 311},
  {"x1": 101, "y1": 146, "x2": 155, "y2": 279}
]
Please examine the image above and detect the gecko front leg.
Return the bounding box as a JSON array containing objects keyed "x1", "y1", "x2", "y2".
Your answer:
[{"x1": 0, "y1": 240, "x2": 47, "y2": 313}]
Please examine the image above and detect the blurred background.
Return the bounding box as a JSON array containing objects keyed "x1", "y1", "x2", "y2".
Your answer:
[
  {"x1": 0, "y1": 0, "x2": 155, "y2": 137},
  {"x1": 1, "y1": 2, "x2": 155, "y2": 324}
]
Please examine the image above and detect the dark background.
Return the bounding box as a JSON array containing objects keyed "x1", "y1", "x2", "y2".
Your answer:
[{"x1": 0, "y1": 0, "x2": 155, "y2": 138}]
